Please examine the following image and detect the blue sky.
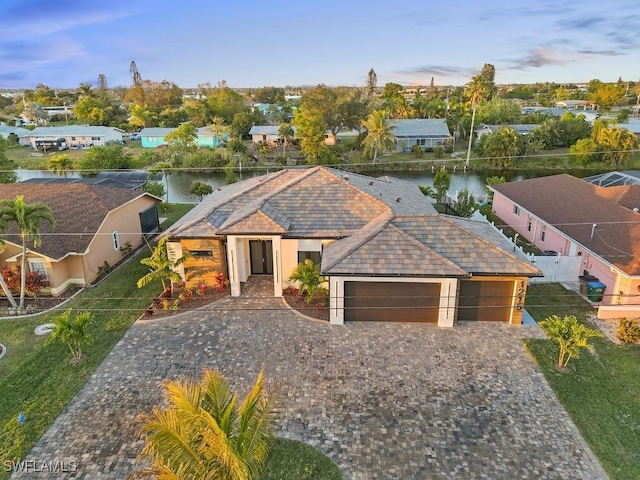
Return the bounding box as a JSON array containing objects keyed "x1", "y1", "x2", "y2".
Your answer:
[{"x1": 1, "y1": 0, "x2": 639, "y2": 90}]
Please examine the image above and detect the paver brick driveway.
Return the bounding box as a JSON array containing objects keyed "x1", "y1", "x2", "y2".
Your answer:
[{"x1": 14, "y1": 291, "x2": 606, "y2": 479}]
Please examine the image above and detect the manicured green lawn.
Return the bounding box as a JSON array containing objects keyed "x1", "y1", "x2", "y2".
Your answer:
[
  {"x1": 0, "y1": 204, "x2": 193, "y2": 478},
  {"x1": 524, "y1": 283, "x2": 640, "y2": 480},
  {"x1": 260, "y1": 438, "x2": 343, "y2": 480}
]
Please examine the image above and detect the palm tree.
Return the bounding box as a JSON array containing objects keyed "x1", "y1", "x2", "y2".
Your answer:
[
  {"x1": 0, "y1": 196, "x2": 55, "y2": 309},
  {"x1": 137, "y1": 369, "x2": 277, "y2": 480},
  {"x1": 78, "y1": 83, "x2": 93, "y2": 98},
  {"x1": 0, "y1": 217, "x2": 18, "y2": 308},
  {"x1": 46, "y1": 309, "x2": 94, "y2": 363},
  {"x1": 137, "y1": 237, "x2": 190, "y2": 295},
  {"x1": 539, "y1": 315, "x2": 603, "y2": 368},
  {"x1": 48, "y1": 154, "x2": 74, "y2": 177},
  {"x1": 277, "y1": 123, "x2": 295, "y2": 156},
  {"x1": 361, "y1": 110, "x2": 396, "y2": 164},
  {"x1": 464, "y1": 78, "x2": 484, "y2": 167}
]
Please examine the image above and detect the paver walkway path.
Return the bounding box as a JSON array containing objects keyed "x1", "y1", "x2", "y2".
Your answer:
[{"x1": 13, "y1": 279, "x2": 607, "y2": 479}]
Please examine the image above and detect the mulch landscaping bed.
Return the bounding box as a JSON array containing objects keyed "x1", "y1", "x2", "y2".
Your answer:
[
  {"x1": 283, "y1": 289, "x2": 329, "y2": 322},
  {"x1": 0, "y1": 287, "x2": 81, "y2": 317},
  {"x1": 141, "y1": 286, "x2": 230, "y2": 319}
]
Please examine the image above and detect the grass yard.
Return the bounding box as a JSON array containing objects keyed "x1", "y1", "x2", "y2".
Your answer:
[
  {"x1": 0, "y1": 204, "x2": 193, "y2": 478},
  {"x1": 524, "y1": 283, "x2": 640, "y2": 480},
  {"x1": 260, "y1": 438, "x2": 343, "y2": 480}
]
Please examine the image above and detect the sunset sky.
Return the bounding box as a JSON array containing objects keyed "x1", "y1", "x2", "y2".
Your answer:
[{"x1": 1, "y1": 0, "x2": 638, "y2": 89}]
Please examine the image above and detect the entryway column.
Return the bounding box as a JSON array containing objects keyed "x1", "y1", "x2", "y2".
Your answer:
[
  {"x1": 227, "y1": 236, "x2": 241, "y2": 297},
  {"x1": 271, "y1": 236, "x2": 283, "y2": 297},
  {"x1": 437, "y1": 279, "x2": 457, "y2": 327}
]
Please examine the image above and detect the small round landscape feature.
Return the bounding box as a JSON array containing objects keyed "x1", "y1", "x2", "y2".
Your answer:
[{"x1": 35, "y1": 323, "x2": 56, "y2": 336}]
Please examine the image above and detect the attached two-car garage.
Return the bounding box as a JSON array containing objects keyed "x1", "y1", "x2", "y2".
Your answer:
[{"x1": 340, "y1": 278, "x2": 521, "y2": 325}]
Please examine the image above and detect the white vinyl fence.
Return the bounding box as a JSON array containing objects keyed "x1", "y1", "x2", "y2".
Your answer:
[{"x1": 481, "y1": 216, "x2": 581, "y2": 284}]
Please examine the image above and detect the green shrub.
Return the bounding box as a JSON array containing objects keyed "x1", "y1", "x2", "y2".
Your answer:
[
  {"x1": 433, "y1": 146, "x2": 444, "y2": 159},
  {"x1": 289, "y1": 260, "x2": 325, "y2": 303},
  {"x1": 411, "y1": 144, "x2": 424, "y2": 158},
  {"x1": 616, "y1": 318, "x2": 640, "y2": 344}
]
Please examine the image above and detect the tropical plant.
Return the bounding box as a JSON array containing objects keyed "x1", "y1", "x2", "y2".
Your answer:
[
  {"x1": 144, "y1": 181, "x2": 166, "y2": 199},
  {"x1": 0, "y1": 195, "x2": 56, "y2": 309},
  {"x1": 0, "y1": 220, "x2": 17, "y2": 308},
  {"x1": 46, "y1": 309, "x2": 94, "y2": 363},
  {"x1": 277, "y1": 123, "x2": 295, "y2": 156},
  {"x1": 136, "y1": 369, "x2": 277, "y2": 480},
  {"x1": 360, "y1": 109, "x2": 396, "y2": 163},
  {"x1": 48, "y1": 154, "x2": 74, "y2": 177},
  {"x1": 454, "y1": 189, "x2": 478, "y2": 218},
  {"x1": 616, "y1": 318, "x2": 640, "y2": 344},
  {"x1": 539, "y1": 315, "x2": 604, "y2": 369},
  {"x1": 432, "y1": 167, "x2": 450, "y2": 202},
  {"x1": 289, "y1": 259, "x2": 325, "y2": 303},
  {"x1": 137, "y1": 237, "x2": 191, "y2": 295},
  {"x1": 190, "y1": 181, "x2": 213, "y2": 202}
]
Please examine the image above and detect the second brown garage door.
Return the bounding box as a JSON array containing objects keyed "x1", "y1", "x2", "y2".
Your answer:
[
  {"x1": 457, "y1": 280, "x2": 514, "y2": 322},
  {"x1": 344, "y1": 281, "x2": 440, "y2": 322}
]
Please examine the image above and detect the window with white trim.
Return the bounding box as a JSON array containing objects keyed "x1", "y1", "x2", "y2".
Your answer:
[
  {"x1": 513, "y1": 205, "x2": 521, "y2": 216},
  {"x1": 28, "y1": 260, "x2": 48, "y2": 281},
  {"x1": 527, "y1": 216, "x2": 533, "y2": 232},
  {"x1": 112, "y1": 231, "x2": 120, "y2": 250},
  {"x1": 540, "y1": 225, "x2": 546, "y2": 242},
  {"x1": 298, "y1": 251, "x2": 321, "y2": 264}
]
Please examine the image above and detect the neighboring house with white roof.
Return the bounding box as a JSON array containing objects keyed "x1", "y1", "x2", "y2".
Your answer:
[
  {"x1": 0, "y1": 125, "x2": 30, "y2": 145},
  {"x1": 387, "y1": 119, "x2": 452, "y2": 152},
  {"x1": 20, "y1": 125, "x2": 125, "y2": 149},
  {"x1": 475, "y1": 124, "x2": 539, "y2": 144},
  {"x1": 165, "y1": 166, "x2": 540, "y2": 327},
  {"x1": 139, "y1": 127, "x2": 225, "y2": 149}
]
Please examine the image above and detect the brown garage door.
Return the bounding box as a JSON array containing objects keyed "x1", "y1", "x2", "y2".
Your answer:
[
  {"x1": 457, "y1": 280, "x2": 513, "y2": 322},
  {"x1": 344, "y1": 281, "x2": 440, "y2": 322}
]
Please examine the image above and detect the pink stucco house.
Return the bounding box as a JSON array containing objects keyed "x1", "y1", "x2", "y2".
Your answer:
[{"x1": 491, "y1": 174, "x2": 640, "y2": 319}]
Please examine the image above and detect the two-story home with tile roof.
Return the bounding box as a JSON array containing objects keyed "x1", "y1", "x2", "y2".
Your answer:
[
  {"x1": 0, "y1": 185, "x2": 161, "y2": 295},
  {"x1": 165, "y1": 167, "x2": 540, "y2": 326},
  {"x1": 491, "y1": 174, "x2": 640, "y2": 319}
]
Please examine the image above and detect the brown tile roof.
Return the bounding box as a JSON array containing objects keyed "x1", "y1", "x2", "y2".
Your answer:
[
  {"x1": 492, "y1": 174, "x2": 640, "y2": 275},
  {"x1": 0, "y1": 184, "x2": 149, "y2": 260},
  {"x1": 167, "y1": 167, "x2": 437, "y2": 239},
  {"x1": 323, "y1": 214, "x2": 540, "y2": 277}
]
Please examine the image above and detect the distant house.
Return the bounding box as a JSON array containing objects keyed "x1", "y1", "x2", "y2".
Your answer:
[
  {"x1": 20, "y1": 126, "x2": 125, "y2": 149},
  {"x1": 139, "y1": 127, "x2": 224, "y2": 149},
  {"x1": 387, "y1": 119, "x2": 452, "y2": 152},
  {"x1": 475, "y1": 124, "x2": 539, "y2": 144},
  {"x1": 0, "y1": 125, "x2": 29, "y2": 144},
  {"x1": 620, "y1": 119, "x2": 640, "y2": 140},
  {"x1": 0, "y1": 184, "x2": 161, "y2": 295},
  {"x1": 555, "y1": 100, "x2": 597, "y2": 110},
  {"x1": 521, "y1": 107, "x2": 600, "y2": 123},
  {"x1": 491, "y1": 174, "x2": 640, "y2": 319},
  {"x1": 249, "y1": 125, "x2": 282, "y2": 145}
]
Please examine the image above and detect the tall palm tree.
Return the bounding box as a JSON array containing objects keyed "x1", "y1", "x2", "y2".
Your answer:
[
  {"x1": 0, "y1": 217, "x2": 18, "y2": 308},
  {"x1": 361, "y1": 110, "x2": 396, "y2": 164},
  {"x1": 78, "y1": 83, "x2": 93, "y2": 98},
  {"x1": 0, "y1": 196, "x2": 55, "y2": 309},
  {"x1": 464, "y1": 78, "x2": 485, "y2": 166},
  {"x1": 137, "y1": 369, "x2": 277, "y2": 480},
  {"x1": 48, "y1": 154, "x2": 74, "y2": 177},
  {"x1": 278, "y1": 123, "x2": 294, "y2": 155}
]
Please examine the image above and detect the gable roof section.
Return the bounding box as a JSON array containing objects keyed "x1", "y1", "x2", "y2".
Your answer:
[
  {"x1": 322, "y1": 215, "x2": 467, "y2": 276},
  {"x1": 387, "y1": 119, "x2": 451, "y2": 138},
  {"x1": 492, "y1": 174, "x2": 640, "y2": 275},
  {"x1": 323, "y1": 214, "x2": 539, "y2": 277},
  {"x1": 0, "y1": 184, "x2": 151, "y2": 260}
]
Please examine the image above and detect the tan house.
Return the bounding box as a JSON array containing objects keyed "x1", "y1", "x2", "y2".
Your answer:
[
  {"x1": 0, "y1": 184, "x2": 161, "y2": 295},
  {"x1": 165, "y1": 167, "x2": 540, "y2": 326}
]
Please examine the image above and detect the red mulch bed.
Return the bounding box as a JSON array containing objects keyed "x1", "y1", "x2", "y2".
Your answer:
[
  {"x1": 0, "y1": 288, "x2": 81, "y2": 316},
  {"x1": 141, "y1": 286, "x2": 230, "y2": 319},
  {"x1": 283, "y1": 288, "x2": 329, "y2": 322}
]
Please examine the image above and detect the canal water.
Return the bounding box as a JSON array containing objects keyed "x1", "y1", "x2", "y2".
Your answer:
[{"x1": 15, "y1": 166, "x2": 607, "y2": 204}]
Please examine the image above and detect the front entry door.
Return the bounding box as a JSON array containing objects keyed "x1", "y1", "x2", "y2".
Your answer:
[{"x1": 249, "y1": 240, "x2": 273, "y2": 275}]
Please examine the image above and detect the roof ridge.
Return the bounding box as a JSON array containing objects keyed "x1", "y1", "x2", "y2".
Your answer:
[
  {"x1": 321, "y1": 212, "x2": 391, "y2": 271},
  {"x1": 208, "y1": 169, "x2": 290, "y2": 212},
  {"x1": 385, "y1": 221, "x2": 468, "y2": 275},
  {"x1": 322, "y1": 167, "x2": 392, "y2": 212}
]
